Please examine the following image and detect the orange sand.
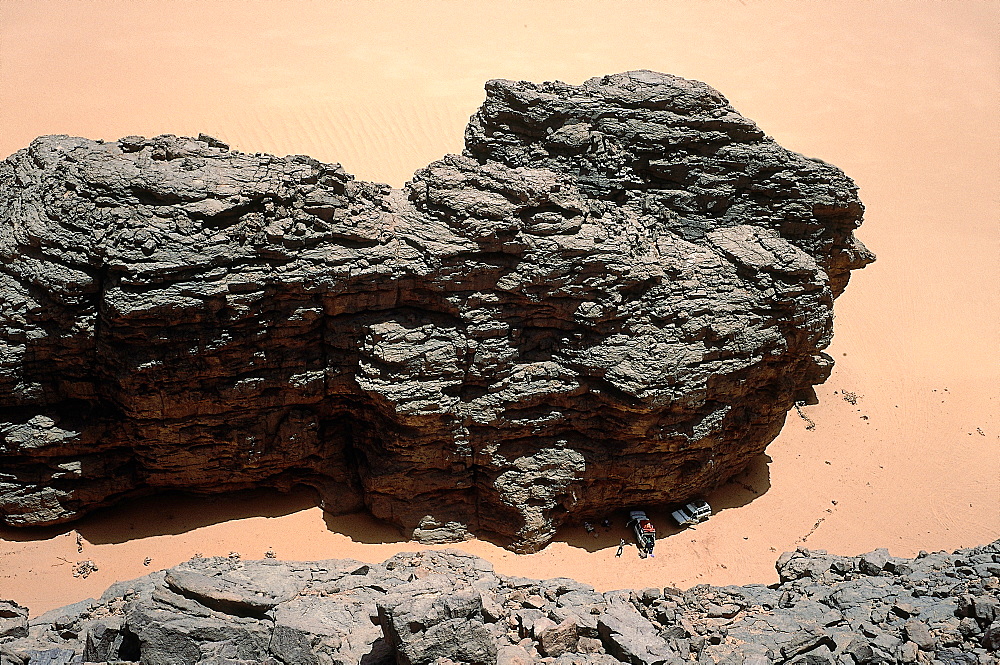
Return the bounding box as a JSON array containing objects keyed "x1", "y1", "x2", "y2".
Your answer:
[{"x1": 1, "y1": 0, "x2": 997, "y2": 616}]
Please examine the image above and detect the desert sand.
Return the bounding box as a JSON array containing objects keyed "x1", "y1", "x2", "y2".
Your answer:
[{"x1": 0, "y1": 0, "x2": 997, "y2": 616}]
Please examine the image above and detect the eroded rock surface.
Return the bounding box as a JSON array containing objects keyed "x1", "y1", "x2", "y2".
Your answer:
[
  {"x1": 3, "y1": 542, "x2": 998, "y2": 664},
  {"x1": 0, "y1": 71, "x2": 872, "y2": 549}
]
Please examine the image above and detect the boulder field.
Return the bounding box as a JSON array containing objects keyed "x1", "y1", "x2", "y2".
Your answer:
[
  {"x1": 0, "y1": 71, "x2": 872, "y2": 549},
  {"x1": 1, "y1": 541, "x2": 997, "y2": 664}
]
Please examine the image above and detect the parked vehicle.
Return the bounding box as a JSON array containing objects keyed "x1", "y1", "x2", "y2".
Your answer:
[
  {"x1": 627, "y1": 510, "x2": 657, "y2": 558},
  {"x1": 670, "y1": 499, "x2": 712, "y2": 528}
]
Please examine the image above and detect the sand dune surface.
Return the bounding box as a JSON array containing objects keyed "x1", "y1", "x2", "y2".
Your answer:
[{"x1": 0, "y1": 0, "x2": 997, "y2": 616}]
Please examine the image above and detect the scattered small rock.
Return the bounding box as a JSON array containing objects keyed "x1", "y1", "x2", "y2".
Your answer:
[
  {"x1": 71, "y1": 560, "x2": 98, "y2": 579},
  {"x1": 794, "y1": 404, "x2": 817, "y2": 430}
]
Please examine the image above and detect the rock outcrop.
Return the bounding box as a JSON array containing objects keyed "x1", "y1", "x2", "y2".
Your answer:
[
  {"x1": 3, "y1": 542, "x2": 997, "y2": 664},
  {"x1": 0, "y1": 71, "x2": 872, "y2": 549}
]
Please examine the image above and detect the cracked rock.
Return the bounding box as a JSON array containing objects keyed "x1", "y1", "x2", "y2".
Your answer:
[{"x1": 0, "y1": 71, "x2": 872, "y2": 551}]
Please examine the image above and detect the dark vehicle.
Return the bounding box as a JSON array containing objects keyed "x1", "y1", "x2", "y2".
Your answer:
[
  {"x1": 627, "y1": 510, "x2": 656, "y2": 558},
  {"x1": 671, "y1": 499, "x2": 712, "y2": 528}
]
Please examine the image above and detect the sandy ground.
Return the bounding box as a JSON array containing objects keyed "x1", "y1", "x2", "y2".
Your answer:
[{"x1": 1, "y1": 0, "x2": 997, "y2": 616}]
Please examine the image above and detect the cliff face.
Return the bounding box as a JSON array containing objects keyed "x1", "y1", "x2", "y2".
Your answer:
[
  {"x1": 0, "y1": 71, "x2": 872, "y2": 549},
  {"x1": 2, "y1": 542, "x2": 997, "y2": 664}
]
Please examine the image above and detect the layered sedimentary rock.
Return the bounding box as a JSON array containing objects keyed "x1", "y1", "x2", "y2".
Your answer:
[
  {"x1": 0, "y1": 71, "x2": 872, "y2": 549},
  {"x1": 2, "y1": 542, "x2": 997, "y2": 664}
]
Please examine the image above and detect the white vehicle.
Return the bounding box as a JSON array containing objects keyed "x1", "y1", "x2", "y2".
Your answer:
[{"x1": 671, "y1": 499, "x2": 712, "y2": 528}]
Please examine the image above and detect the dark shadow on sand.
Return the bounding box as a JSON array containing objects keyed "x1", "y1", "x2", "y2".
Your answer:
[
  {"x1": 321, "y1": 509, "x2": 407, "y2": 545},
  {"x1": 549, "y1": 453, "x2": 772, "y2": 554},
  {"x1": 704, "y1": 453, "x2": 772, "y2": 512},
  {"x1": 554, "y1": 510, "x2": 646, "y2": 554},
  {"x1": 78, "y1": 486, "x2": 320, "y2": 544},
  {"x1": 0, "y1": 485, "x2": 403, "y2": 547},
  {"x1": 0, "y1": 454, "x2": 771, "y2": 552}
]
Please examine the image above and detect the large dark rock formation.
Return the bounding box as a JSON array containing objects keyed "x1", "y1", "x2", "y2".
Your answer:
[
  {"x1": 0, "y1": 71, "x2": 872, "y2": 549},
  {"x1": 2, "y1": 542, "x2": 997, "y2": 664}
]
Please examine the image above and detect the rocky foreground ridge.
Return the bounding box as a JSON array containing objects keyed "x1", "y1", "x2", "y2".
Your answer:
[
  {"x1": 2, "y1": 542, "x2": 998, "y2": 665},
  {"x1": 0, "y1": 71, "x2": 872, "y2": 549}
]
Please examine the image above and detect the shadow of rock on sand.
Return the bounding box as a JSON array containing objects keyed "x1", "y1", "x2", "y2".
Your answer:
[
  {"x1": 0, "y1": 521, "x2": 71, "y2": 544},
  {"x1": 78, "y1": 486, "x2": 321, "y2": 544},
  {"x1": 321, "y1": 510, "x2": 406, "y2": 545},
  {"x1": 0, "y1": 485, "x2": 411, "y2": 548},
  {"x1": 550, "y1": 454, "x2": 772, "y2": 554},
  {"x1": 554, "y1": 511, "x2": 648, "y2": 554},
  {"x1": 0, "y1": 456, "x2": 770, "y2": 551},
  {"x1": 705, "y1": 453, "x2": 773, "y2": 512},
  {"x1": 0, "y1": 486, "x2": 319, "y2": 545}
]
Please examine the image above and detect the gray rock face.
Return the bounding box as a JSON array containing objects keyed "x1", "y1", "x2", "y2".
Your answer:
[
  {"x1": 377, "y1": 576, "x2": 497, "y2": 665},
  {"x1": 3, "y1": 541, "x2": 998, "y2": 665},
  {"x1": 0, "y1": 71, "x2": 872, "y2": 550},
  {"x1": 0, "y1": 601, "x2": 27, "y2": 640}
]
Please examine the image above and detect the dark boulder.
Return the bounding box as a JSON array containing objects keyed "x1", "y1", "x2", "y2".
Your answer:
[{"x1": 0, "y1": 71, "x2": 872, "y2": 550}]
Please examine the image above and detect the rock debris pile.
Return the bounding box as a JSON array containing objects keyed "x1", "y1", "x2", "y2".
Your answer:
[
  {"x1": 1, "y1": 542, "x2": 997, "y2": 664},
  {"x1": 0, "y1": 71, "x2": 872, "y2": 549}
]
